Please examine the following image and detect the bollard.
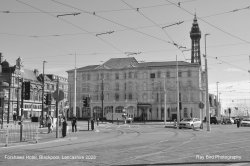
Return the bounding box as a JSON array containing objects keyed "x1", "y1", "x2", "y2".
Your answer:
[
  {"x1": 91, "y1": 120, "x2": 94, "y2": 130},
  {"x1": 5, "y1": 125, "x2": 8, "y2": 147},
  {"x1": 87, "y1": 120, "x2": 89, "y2": 130},
  {"x1": 35, "y1": 127, "x2": 38, "y2": 143}
]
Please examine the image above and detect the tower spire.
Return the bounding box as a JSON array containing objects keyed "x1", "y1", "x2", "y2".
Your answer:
[{"x1": 190, "y1": 14, "x2": 201, "y2": 65}]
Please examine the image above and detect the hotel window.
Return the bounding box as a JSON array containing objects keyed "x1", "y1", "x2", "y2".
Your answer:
[
  {"x1": 178, "y1": 71, "x2": 182, "y2": 77},
  {"x1": 157, "y1": 71, "x2": 161, "y2": 78},
  {"x1": 87, "y1": 74, "x2": 91, "y2": 80},
  {"x1": 166, "y1": 71, "x2": 170, "y2": 78},
  {"x1": 150, "y1": 73, "x2": 155, "y2": 79},
  {"x1": 115, "y1": 73, "x2": 119, "y2": 80},
  {"x1": 128, "y1": 93, "x2": 132, "y2": 100},
  {"x1": 100, "y1": 73, "x2": 104, "y2": 80},
  {"x1": 106, "y1": 73, "x2": 110, "y2": 80},
  {"x1": 115, "y1": 93, "x2": 119, "y2": 101},
  {"x1": 82, "y1": 73, "x2": 86, "y2": 80}
]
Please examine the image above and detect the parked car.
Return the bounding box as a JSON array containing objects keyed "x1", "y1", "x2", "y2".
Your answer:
[
  {"x1": 179, "y1": 118, "x2": 202, "y2": 129},
  {"x1": 126, "y1": 117, "x2": 133, "y2": 123},
  {"x1": 222, "y1": 118, "x2": 234, "y2": 124},
  {"x1": 210, "y1": 117, "x2": 220, "y2": 124},
  {"x1": 241, "y1": 118, "x2": 250, "y2": 127}
]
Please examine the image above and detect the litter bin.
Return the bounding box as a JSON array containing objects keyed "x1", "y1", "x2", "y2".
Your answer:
[{"x1": 91, "y1": 119, "x2": 94, "y2": 130}]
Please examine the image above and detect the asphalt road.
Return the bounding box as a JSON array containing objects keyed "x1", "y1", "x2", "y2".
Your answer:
[{"x1": 0, "y1": 122, "x2": 250, "y2": 166}]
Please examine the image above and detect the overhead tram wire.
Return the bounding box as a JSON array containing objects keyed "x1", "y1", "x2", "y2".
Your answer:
[
  {"x1": 2, "y1": 4, "x2": 250, "y2": 40},
  {"x1": 165, "y1": 0, "x2": 250, "y2": 45},
  {"x1": 208, "y1": 56, "x2": 248, "y2": 72},
  {"x1": 15, "y1": 0, "x2": 124, "y2": 55},
  {"x1": 120, "y1": 0, "x2": 187, "y2": 61},
  {"x1": 50, "y1": 0, "x2": 184, "y2": 51}
]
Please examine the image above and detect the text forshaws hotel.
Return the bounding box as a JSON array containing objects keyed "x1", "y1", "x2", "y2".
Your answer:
[{"x1": 4, "y1": 154, "x2": 96, "y2": 160}]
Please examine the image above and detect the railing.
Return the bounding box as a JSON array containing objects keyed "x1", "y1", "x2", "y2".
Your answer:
[{"x1": 0, "y1": 123, "x2": 38, "y2": 147}]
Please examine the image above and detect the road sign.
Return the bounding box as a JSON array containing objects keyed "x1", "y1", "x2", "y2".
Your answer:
[
  {"x1": 199, "y1": 102, "x2": 204, "y2": 109},
  {"x1": 53, "y1": 90, "x2": 64, "y2": 101}
]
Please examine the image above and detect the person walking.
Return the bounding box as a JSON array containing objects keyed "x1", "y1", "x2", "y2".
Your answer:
[
  {"x1": 13, "y1": 112, "x2": 17, "y2": 125},
  {"x1": 71, "y1": 116, "x2": 77, "y2": 132},
  {"x1": 47, "y1": 115, "x2": 52, "y2": 133},
  {"x1": 62, "y1": 117, "x2": 67, "y2": 137},
  {"x1": 237, "y1": 119, "x2": 240, "y2": 128}
]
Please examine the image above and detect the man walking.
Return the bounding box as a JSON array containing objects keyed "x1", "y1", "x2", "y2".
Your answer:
[{"x1": 71, "y1": 116, "x2": 77, "y2": 132}]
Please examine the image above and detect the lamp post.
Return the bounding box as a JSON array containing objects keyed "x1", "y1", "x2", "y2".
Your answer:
[
  {"x1": 41, "y1": 60, "x2": 47, "y2": 126},
  {"x1": 216, "y1": 82, "x2": 219, "y2": 117},
  {"x1": 204, "y1": 33, "x2": 211, "y2": 131}
]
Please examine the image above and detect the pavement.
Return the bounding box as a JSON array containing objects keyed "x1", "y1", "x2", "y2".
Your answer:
[{"x1": 0, "y1": 120, "x2": 110, "y2": 147}]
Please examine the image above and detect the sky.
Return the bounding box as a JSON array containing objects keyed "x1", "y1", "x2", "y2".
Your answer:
[{"x1": 1, "y1": 0, "x2": 250, "y2": 110}]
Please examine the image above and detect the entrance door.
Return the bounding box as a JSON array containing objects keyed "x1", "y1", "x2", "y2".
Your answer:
[{"x1": 172, "y1": 114, "x2": 177, "y2": 121}]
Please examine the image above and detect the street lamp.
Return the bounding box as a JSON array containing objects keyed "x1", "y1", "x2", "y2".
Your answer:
[
  {"x1": 41, "y1": 60, "x2": 47, "y2": 126},
  {"x1": 204, "y1": 33, "x2": 211, "y2": 131},
  {"x1": 216, "y1": 82, "x2": 219, "y2": 117}
]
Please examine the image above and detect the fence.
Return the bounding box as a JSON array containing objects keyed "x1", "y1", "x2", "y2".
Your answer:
[{"x1": 0, "y1": 123, "x2": 38, "y2": 147}]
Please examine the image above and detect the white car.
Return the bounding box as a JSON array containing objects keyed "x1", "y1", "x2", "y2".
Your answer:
[
  {"x1": 179, "y1": 118, "x2": 202, "y2": 129},
  {"x1": 241, "y1": 118, "x2": 250, "y2": 127},
  {"x1": 126, "y1": 117, "x2": 133, "y2": 123}
]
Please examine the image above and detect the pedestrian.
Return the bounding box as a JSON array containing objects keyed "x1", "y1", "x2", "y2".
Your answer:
[
  {"x1": 47, "y1": 115, "x2": 52, "y2": 133},
  {"x1": 62, "y1": 117, "x2": 67, "y2": 137},
  {"x1": 174, "y1": 119, "x2": 177, "y2": 128},
  {"x1": 71, "y1": 116, "x2": 77, "y2": 132},
  {"x1": 13, "y1": 112, "x2": 17, "y2": 125},
  {"x1": 237, "y1": 119, "x2": 240, "y2": 128}
]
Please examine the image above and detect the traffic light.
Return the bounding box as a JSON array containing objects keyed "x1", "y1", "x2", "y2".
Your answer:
[
  {"x1": 83, "y1": 97, "x2": 87, "y2": 107},
  {"x1": 24, "y1": 81, "x2": 30, "y2": 100},
  {"x1": 83, "y1": 97, "x2": 90, "y2": 107},
  {"x1": 46, "y1": 93, "x2": 52, "y2": 105},
  {"x1": 43, "y1": 94, "x2": 47, "y2": 104}
]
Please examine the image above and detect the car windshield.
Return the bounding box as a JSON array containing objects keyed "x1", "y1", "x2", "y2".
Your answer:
[{"x1": 182, "y1": 118, "x2": 192, "y2": 122}]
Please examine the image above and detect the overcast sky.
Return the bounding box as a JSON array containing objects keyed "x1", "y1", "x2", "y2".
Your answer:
[{"x1": 1, "y1": 0, "x2": 250, "y2": 108}]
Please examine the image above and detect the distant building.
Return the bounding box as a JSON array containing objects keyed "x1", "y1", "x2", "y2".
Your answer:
[
  {"x1": 67, "y1": 58, "x2": 205, "y2": 121},
  {"x1": 0, "y1": 56, "x2": 68, "y2": 121}
]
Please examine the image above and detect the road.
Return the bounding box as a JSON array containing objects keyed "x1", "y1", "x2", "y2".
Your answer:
[{"x1": 0, "y1": 122, "x2": 250, "y2": 166}]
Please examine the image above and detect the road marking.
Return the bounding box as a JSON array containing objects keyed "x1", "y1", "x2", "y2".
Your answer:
[{"x1": 228, "y1": 163, "x2": 249, "y2": 166}]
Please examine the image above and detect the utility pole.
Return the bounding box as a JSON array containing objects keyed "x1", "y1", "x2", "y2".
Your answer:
[
  {"x1": 73, "y1": 54, "x2": 76, "y2": 117},
  {"x1": 176, "y1": 55, "x2": 180, "y2": 129},
  {"x1": 216, "y1": 82, "x2": 219, "y2": 117},
  {"x1": 20, "y1": 78, "x2": 24, "y2": 141},
  {"x1": 56, "y1": 77, "x2": 59, "y2": 138},
  {"x1": 41, "y1": 61, "x2": 47, "y2": 126},
  {"x1": 101, "y1": 78, "x2": 104, "y2": 122},
  {"x1": 205, "y1": 33, "x2": 211, "y2": 131},
  {"x1": 164, "y1": 76, "x2": 167, "y2": 125}
]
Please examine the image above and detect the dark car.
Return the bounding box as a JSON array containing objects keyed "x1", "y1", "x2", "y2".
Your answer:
[{"x1": 210, "y1": 117, "x2": 219, "y2": 124}]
